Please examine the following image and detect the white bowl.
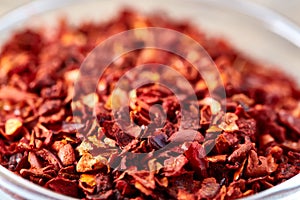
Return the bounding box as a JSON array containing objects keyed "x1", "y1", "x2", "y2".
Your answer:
[{"x1": 0, "y1": 0, "x2": 299, "y2": 199}]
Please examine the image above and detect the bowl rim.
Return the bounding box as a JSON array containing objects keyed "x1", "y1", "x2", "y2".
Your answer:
[{"x1": 0, "y1": 0, "x2": 300, "y2": 48}]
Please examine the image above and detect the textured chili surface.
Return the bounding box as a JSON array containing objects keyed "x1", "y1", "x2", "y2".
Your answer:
[{"x1": 0, "y1": 10, "x2": 299, "y2": 200}]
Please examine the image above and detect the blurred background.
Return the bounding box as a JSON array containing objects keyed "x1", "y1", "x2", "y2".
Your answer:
[{"x1": 0, "y1": 0, "x2": 299, "y2": 26}]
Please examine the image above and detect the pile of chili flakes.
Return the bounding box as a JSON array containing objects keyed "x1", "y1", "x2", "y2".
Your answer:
[{"x1": 0, "y1": 10, "x2": 299, "y2": 200}]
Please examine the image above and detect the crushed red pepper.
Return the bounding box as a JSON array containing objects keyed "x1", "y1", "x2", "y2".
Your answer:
[{"x1": 0, "y1": 9, "x2": 299, "y2": 200}]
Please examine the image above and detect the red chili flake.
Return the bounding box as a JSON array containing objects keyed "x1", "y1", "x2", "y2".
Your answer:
[
  {"x1": 184, "y1": 141, "x2": 208, "y2": 177},
  {"x1": 275, "y1": 163, "x2": 298, "y2": 181},
  {"x1": 38, "y1": 100, "x2": 62, "y2": 116},
  {"x1": 45, "y1": 177, "x2": 78, "y2": 197},
  {"x1": 213, "y1": 185, "x2": 227, "y2": 200},
  {"x1": 260, "y1": 134, "x2": 275, "y2": 148},
  {"x1": 233, "y1": 158, "x2": 246, "y2": 181},
  {"x1": 236, "y1": 118, "x2": 256, "y2": 141},
  {"x1": 28, "y1": 151, "x2": 42, "y2": 169},
  {"x1": 227, "y1": 141, "x2": 253, "y2": 163},
  {"x1": 36, "y1": 148, "x2": 62, "y2": 169},
  {"x1": 0, "y1": 8, "x2": 299, "y2": 200},
  {"x1": 245, "y1": 150, "x2": 278, "y2": 177},
  {"x1": 215, "y1": 134, "x2": 231, "y2": 154},
  {"x1": 226, "y1": 179, "x2": 246, "y2": 199},
  {"x1": 57, "y1": 143, "x2": 75, "y2": 166},
  {"x1": 200, "y1": 105, "x2": 212, "y2": 127},
  {"x1": 115, "y1": 179, "x2": 136, "y2": 196},
  {"x1": 20, "y1": 166, "x2": 57, "y2": 181},
  {"x1": 163, "y1": 155, "x2": 188, "y2": 176},
  {"x1": 207, "y1": 154, "x2": 227, "y2": 163},
  {"x1": 268, "y1": 145, "x2": 283, "y2": 160},
  {"x1": 281, "y1": 140, "x2": 300, "y2": 152},
  {"x1": 177, "y1": 189, "x2": 195, "y2": 200},
  {"x1": 278, "y1": 110, "x2": 300, "y2": 135},
  {"x1": 86, "y1": 190, "x2": 114, "y2": 200},
  {"x1": 196, "y1": 177, "x2": 220, "y2": 199},
  {"x1": 267, "y1": 122, "x2": 286, "y2": 143}
]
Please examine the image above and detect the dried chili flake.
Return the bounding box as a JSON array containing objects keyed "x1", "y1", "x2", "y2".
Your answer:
[
  {"x1": 57, "y1": 143, "x2": 75, "y2": 166},
  {"x1": 28, "y1": 151, "x2": 42, "y2": 169},
  {"x1": 231, "y1": 93, "x2": 254, "y2": 107},
  {"x1": 215, "y1": 134, "x2": 231, "y2": 154},
  {"x1": 8, "y1": 153, "x2": 24, "y2": 171},
  {"x1": 245, "y1": 150, "x2": 278, "y2": 177},
  {"x1": 76, "y1": 139, "x2": 94, "y2": 156},
  {"x1": 207, "y1": 154, "x2": 227, "y2": 163},
  {"x1": 233, "y1": 158, "x2": 246, "y2": 181},
  {"x1": 197, "y1": 177, "x2": 220, "y2": 199},
  {"x1": 36, "y1": 149, "x2": 63, "y2": 170},
  {"x1": 76, "y1": 152, "x2": 107, "y2": 172},
  {"x1": 226, "y1": 179, "x2": 246, "y2": 199},
  {"x1": 236, "y1": 118, "x2": 256, "y2": 141},
  {"x1": 200, "y1": 97, "x2": 221, "y2": 115},
  {"x1": 38, "y1": 100, "x2": 62, "y2": 116},
  {"x1": 184, "y1": 141, "x2": 208, "y2": 177},
  {"x1": 218, "y1": 113, "x2": 239, "y2": 132},
  {"x1": 163, "y1": 154, "x2": 188, "y2": 176},
  {"x1": 80, "y1": 174, "x2": 96, "y2": 188},
  {"x1": 4, "y1": 118, "x2": 23, "y2": 140},
  {"x1": 228, "y1": 141, "x2": 253, "y2": 163},
  {"x1": 45, "y1": 177, "x2": 78, "y2": 197},
  {"x1": 0, "y1": 8, "x2": 299, "y2": 200},
  {"x1": 115, "y1": 179, "x2": 136, "y2": 196},
  {"x1": 177, "y1": 189, "x2": 195, "y2": 200}
]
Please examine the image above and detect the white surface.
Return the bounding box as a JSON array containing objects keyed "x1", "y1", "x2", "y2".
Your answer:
[
  {"x1": 250, "y1": 0, "x2": 300, "y2": 26},
  {"x1": 0, "y1": 0, "x2": 299, "y2": 26}
]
